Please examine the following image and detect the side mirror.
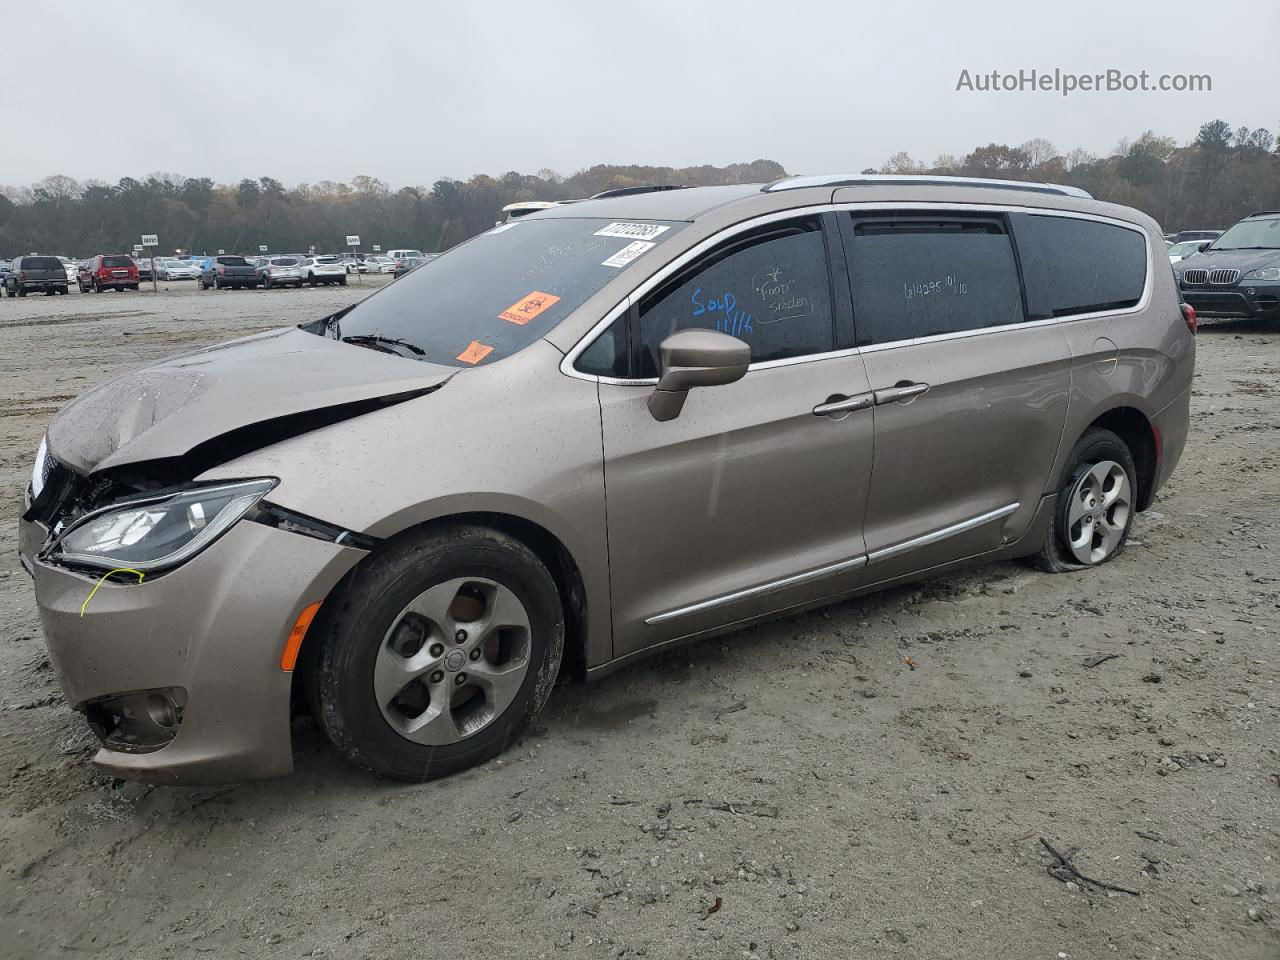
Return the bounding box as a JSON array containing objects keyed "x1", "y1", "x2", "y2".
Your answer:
[{"x1": 647, "y1": 329, "x2": 750, "y2": 422}]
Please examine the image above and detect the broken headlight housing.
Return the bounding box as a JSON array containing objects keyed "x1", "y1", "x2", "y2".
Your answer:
[{"x1": 49, "y1": 479, "x2": 277, "y2": 573}]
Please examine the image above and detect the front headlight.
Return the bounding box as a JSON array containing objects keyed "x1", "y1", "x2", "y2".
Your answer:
[
  {"x1": 1242, "y1": 267, "x2": 1280, "y2": 281},
  {"x1": 31, "y1": 436, "x2": 49, "y2": 498},
  {"x1": 51, "y1": 479, "x2": 276, "y2": 573}
]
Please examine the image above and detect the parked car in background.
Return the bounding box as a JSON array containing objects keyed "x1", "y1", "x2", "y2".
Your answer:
[
  {"x1": 257, "y1": 256, "x2": 305, "y2": 289},
  {"x1": 391, "y1": 256, "x2": 426, "y2": 279},
  {"x1": 57, "y1": 256, "x2": 77, "y2": 283},
  {"x1": 198, "y1": 255, "x2": 259, "y2": 290},
  {"x1": 300, "y1": 255, "x2": 348, "y2": 286},
  {"x1": 78, "y1": 255, "x2": 140, "y2": 293},
  {"x1": 4, "y1": 255, "x2": 70, "y2": 296},
  {"x1": 156, "y1": 259, "x2": 201, "y2": 281},
  {"x1": 1175, "y1": 210, "x2": 1280, "y2": 319},
  {"x1": 1167, "y1": 240, "x2": 1210, "y2": 263},
  {"x1": 363, "y1": 255, "x2": 396, "y2": 274},
  {"x1": 340, "y1": 254, "x2": 369, "y2": 274},
  {"x1": 17, "y1": 176, "x2": 1193, "y2": 785},
  {"x1": 1173, "y1": 229, "x2": 1222, "y2": 244},
  {"x1": 134, "y1": 258, "x2": 154, "y2": 282},
  {"x1": 385, "y1": 248, "x2": 425, "y2": 263}
]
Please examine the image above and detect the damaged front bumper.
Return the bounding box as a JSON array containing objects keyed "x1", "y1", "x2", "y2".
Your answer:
[{"x1": 20, "y1": 514, "x2": 366, "y2": 784}]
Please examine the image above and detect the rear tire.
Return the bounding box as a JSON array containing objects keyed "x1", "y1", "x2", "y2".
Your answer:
[
  {"x1": 1029, "y1": 428, "x2": 1137, "y2": 573},
  {"x1": 307, "y1": 524, "x2": 565, "y2": 782}
]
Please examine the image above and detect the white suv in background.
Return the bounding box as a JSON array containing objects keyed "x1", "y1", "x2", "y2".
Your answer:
[
  {"x1": 386, "y1": 248, "x2": 424, "y2": 263},
  {"x1": 300, "y1": 255, "x2": 348, "y2": 286}
]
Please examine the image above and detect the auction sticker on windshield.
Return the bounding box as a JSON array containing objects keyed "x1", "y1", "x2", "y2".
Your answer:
[
  {"x1": 594, "y1": 222, "x2": 670, "y2": 241},
  {"x1": 499, "y1": 291, "x2": 562, "y2": 325},
  {"x1": 602, "y1": 240, "x2": 655, "y2": 268},
  {"x1": 456, "y1": 340, "x2": 495, "y2": 364}
]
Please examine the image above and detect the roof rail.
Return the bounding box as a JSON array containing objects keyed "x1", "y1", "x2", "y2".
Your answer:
[
  {"x1": 762, "y1": 174, "x2": 1092, "y2": 200},
  {"x1": 1247, "y1": 210, "x2": 1280, "y2": 218},
  {"x1": 589, "y1": 185, "x2": 684, "y2": 199}
]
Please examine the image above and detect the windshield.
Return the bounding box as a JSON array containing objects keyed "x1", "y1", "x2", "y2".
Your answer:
[
  {"x1": 320, "y1": 217, "x2": 683, "y2": 367},
  {"x1": 217, "y1": 256, "x2": 249, "y2": 266},
  {"x1": 271, "y1": 257, "x2": 299, "y2": 266},
  {"x1": 23, "y1": 257, "x2": 63, "y2": 270},
  {"x1": 102, "y1": 255, "x2": 132, "y2": 267},
  {"x1": 1209, "y1": 218, "x2": 1280, "y2": 251}
]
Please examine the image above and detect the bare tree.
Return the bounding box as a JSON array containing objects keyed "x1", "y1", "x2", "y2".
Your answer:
[{"x1": 1019, "y1": 138, "x2": 1058, "y2": 167}]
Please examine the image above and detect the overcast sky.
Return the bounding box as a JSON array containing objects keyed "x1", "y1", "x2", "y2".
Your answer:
[{"x1": 3, "y1": 0, "x2": 1278, "y2": 188}]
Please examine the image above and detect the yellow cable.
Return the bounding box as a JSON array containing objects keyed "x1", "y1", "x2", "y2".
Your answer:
[{"x1": 80, "y1": 568, "x2": 146, "y2": 617}]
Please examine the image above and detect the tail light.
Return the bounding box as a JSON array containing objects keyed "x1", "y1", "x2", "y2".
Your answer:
[
  {"x1": 18, "y1": 271, "x2": 26, "y2": 280},
  {"x1": 1180, "y1": 302, "x2": 1198, "y2": 334}
]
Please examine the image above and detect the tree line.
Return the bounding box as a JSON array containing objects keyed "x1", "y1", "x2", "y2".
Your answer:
[
  {"x1": 0, "y1": 161, "x2": 786, "y2": 258},
  {"x1": 1, "y1": 118, "x2": 1277, "y2": 257}
]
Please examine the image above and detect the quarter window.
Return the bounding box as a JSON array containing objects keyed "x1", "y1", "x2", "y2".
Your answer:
[
  {"x1": 635, "y1": 219, "x2": 834, "y2": 378},
  {"x1": 844, "y1": 217, "x2": 1025, "y2": 346},
  {"x1": 1011, "y1": 213, "x2": 1147, "y2": 319}
]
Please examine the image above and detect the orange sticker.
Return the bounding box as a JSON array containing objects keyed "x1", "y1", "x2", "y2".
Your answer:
[
  {"x1": 456, "y1": 340, "x2": 494, "y2": 365},
  {"x1": 499, "y1": 291, "x2": 561, "y2": 325}
]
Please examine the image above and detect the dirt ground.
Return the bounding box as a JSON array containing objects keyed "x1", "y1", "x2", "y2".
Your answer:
[{"x1": 0, "y1": 280, "x2": 1276, "y2": 960}]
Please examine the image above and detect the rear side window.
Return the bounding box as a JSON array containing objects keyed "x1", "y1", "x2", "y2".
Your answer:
[
  {"x1": 843, "y1": 217, "x2": 1024, "y2": 346},
  {"x1": 1011, "y1": 214, "x2": 1147, "y2": 319},
  {"x1": 635, "y1": 218, "x2": 834, "y2": 377},
  {"x1": 101, "y1": 256, "x2": 132, "y2": 267}
]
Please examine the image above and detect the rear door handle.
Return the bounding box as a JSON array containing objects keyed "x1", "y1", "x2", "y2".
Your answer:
[
  {"x1": 873, "y1": 382, "x2": 930, "y2": 405},
  {"x1": 812, "y1": 393, "x2": 873, "y2": 417}
]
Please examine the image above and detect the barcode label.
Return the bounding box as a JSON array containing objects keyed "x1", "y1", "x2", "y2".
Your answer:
[{"x1": 594, "y1": 222, "x2": 670, "y2": 241}]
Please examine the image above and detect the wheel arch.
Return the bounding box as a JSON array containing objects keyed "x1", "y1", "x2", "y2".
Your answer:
[
  {"x1": 1084, "y1": 405, "x2": 1159, "y2": 511},
  {"x1": 290, "y1": 509, "x2": 591, "y2": 718}
]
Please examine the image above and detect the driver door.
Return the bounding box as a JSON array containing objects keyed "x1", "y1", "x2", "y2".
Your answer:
[{"x1": 591, "y1": 216, "x2": 876, "y2": 658}]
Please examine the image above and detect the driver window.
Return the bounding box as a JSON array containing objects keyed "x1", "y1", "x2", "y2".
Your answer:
[{"x1": 635, "y1": 218, "x2": 834, "y2": 379}]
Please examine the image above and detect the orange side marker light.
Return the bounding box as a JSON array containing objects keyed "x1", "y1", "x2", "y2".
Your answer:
[{"x1": 281, "y1": 602, "x2": 322, "y2": 671}]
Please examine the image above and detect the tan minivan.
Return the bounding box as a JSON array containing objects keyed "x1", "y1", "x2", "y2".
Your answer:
[{"x1": 19, "y1": 176, "x2": 1195, "y2": 784}]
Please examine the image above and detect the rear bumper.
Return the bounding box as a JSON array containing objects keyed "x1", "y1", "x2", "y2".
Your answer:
[
  {"x1": 19, "y1": 279, "x2": 68, "y2": 289},
  {"x1": 21, "y1": 517, "x2": 365, "y2": 784},
  {"x1": 1150, "y1": 387, "x2": 1191, "y2": 503}
]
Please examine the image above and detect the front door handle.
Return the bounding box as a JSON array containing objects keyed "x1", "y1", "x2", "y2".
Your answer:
[
  {"x1": 873, "y1": 382, "x2": 930, "y2": 405},
  {"x1": 812, "y1": 393, "x2": 873, "y2": 417}
]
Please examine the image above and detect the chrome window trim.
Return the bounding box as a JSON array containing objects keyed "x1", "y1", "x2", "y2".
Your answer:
[
  {"x1": 644, "y1": 555, "x2": 867, "y2": 625},
  {"x1": 560, "y1": 201, "x2": 1154, "y2": 385},
  {"x1": 867, "y1": 502, "x2": 1021, "y2": 564}
]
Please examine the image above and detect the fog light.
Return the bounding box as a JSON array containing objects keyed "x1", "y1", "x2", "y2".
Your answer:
[{"x1": 84, "y1": 687, "x2": 187, "y2": 753}]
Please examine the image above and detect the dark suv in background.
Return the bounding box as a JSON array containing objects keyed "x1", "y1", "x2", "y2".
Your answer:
[
  {"x1": 1175, "y1": 211, "x2": 1280, "y2": 320},
  {"x1": 4, "y1": 256, "x2": 70, "y2": 296}
]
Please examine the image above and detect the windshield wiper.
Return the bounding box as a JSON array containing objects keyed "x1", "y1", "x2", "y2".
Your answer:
[{"x1": 341, "y1": 334, "x2": 426, "y2": 357}]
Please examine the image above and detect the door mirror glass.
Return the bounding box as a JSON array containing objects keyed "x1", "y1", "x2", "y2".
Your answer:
[{"x1": 648, "y1": 329, "x2": 749, "y2": 422}]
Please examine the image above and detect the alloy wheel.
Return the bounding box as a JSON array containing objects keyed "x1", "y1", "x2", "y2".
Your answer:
[
  {"x1": 373, "y1": 577, "x2": 532, "y2": 745},
  {"x1": 1066, "y1": 460, "x2": 1131, "y2": 564}
]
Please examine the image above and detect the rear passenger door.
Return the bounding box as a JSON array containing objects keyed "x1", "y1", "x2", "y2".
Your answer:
[{"x1": 838, "y1": 212, "x2": 1071, "y2": 582}]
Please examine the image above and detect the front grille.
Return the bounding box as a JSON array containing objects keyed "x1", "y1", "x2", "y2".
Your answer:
[
  {"x1": 1182, "y1": 269, "x2": 1207, "y2": 285},
  {"x1": 1209, "y1": 268, "x2": 1240, "y2": 285}
]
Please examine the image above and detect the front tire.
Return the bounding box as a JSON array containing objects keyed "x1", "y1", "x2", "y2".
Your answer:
[
  {"x1": 308, "y1": 525, "x2": 565, "y2": 782},
  {"x1": 1030, "y1": 428, "x2": 1137, "y2": 572}
]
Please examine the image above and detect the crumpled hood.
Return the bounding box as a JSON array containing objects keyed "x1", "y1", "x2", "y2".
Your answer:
[{"x1": 47, "y1": 327, "x2": 454, "y2": 475}]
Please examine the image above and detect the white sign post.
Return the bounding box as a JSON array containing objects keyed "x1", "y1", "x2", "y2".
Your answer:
[
  {"x1": 141, "y1": 234, "x2": 159, "y2": 292},
  {"x1": 346, "y1": 235, "x2": 361, "y2": 283},
  {"x1": 372, "y1": 244, "x2": 381, "y2": 253},
  {"x1": 259, "y1": 244, "x2": 268, "y2": 254}
]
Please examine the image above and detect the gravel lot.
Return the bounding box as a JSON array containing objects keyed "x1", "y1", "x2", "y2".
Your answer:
[{"x1": 0, "y1": 282, "x2": 1276, "y2": 960}]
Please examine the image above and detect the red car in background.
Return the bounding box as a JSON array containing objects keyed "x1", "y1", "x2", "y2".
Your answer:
[{"x1": 78, "y1": 255, "x2": 140, "y2": 293}]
